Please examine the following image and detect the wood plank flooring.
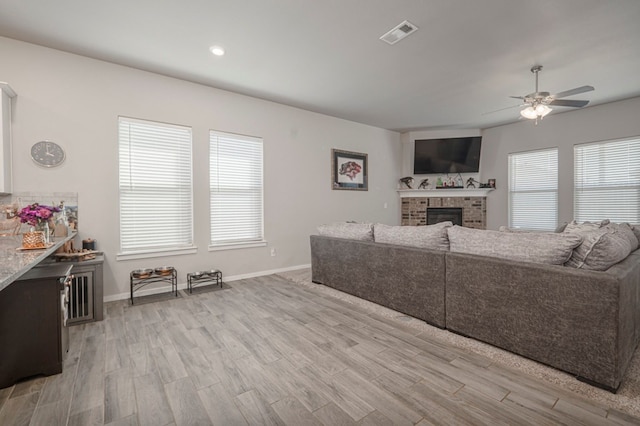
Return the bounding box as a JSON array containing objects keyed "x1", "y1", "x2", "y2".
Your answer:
[{"x1": 0, "y1": 274, "x2": 639, "y2": 425}]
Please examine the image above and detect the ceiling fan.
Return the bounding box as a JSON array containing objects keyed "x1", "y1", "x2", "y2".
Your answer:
[{"x1": 510, "y1": 65, "x2": 594, "y2": 122}]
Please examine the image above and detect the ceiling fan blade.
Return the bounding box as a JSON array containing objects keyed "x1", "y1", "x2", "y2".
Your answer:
[
  {"x1": 548, "y1": 99, "x2": 590, "y2": 108},
  {"x1": 509, "y1": 96, "x2": 525, "y2": 100},
  {"x1": 482, "y1": 103, "x2": 524, "y2": 115},
  {"x1": 552, "y1": 85, "x2": 594, "y2": 99}
]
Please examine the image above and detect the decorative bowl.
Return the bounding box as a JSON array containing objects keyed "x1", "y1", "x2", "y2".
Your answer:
[
  {"x1": 132, "y1": 268, "x2": 153, "y2": 279},
  {"x1": 154, "y1": 266, "x2": 174, "y2": 276}
]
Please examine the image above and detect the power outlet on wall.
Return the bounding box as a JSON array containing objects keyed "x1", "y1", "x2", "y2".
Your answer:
[{"x1": 270, "y1": 248, "x2": 277, "y2": 257}]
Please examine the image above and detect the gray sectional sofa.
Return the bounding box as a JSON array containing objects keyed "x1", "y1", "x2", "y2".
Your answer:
[
  {"x1": 310, "y1": 235, "x2": 447, "y2": 327},
  {"x1": 310, "y1": 222, "x2": 640, "y2": 392}
]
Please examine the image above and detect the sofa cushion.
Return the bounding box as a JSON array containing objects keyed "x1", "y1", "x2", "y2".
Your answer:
[
  {"x1": 565, "y1": 225, "x2": 633, "y2": 271},
  {"x1": 447, "y1": 225, "x2": 583, "y2": 265},
  {"x1": 317, "y1": 222, "x2": 373, "y2": 241},
  {"x1": 498, "y1": 226, "x2": 530, "y2": 233},
  {"x1": 374, "y1": 222, "x2": 452, "y2": 250}
]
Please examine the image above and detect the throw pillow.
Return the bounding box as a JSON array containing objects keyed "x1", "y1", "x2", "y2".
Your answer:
[
  {"x1": 563, "y1": 219, "x2": 610, "y2": 233},
  {"x1": 565, "y1": 225, "x2": 633, "y2": 271},
  {"x1": 374, "y1": 221, "x2": 452, "y2": 250},
  {"x1": 447, "y1": 225, "x2": 583, "y2": 265},
  {"x1": 317, "y1": 222, "x2": 374, "y2": 241},
  {"x1": 632, "y1": 225, "x2": 640, "y2": 248},
  {"x1": 606, "y1": 223, "x2": 639, "y2": 251},
  {"x1": 555, "y1": 222, "x2": 568, "y2": 233}
]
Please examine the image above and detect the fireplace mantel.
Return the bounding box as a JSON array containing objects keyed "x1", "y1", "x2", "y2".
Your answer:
[{"x1": 397, "y1": 188, "x2": 494, "y2": 198}]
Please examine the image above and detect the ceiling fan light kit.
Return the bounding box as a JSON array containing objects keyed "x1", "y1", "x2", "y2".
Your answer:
[{"x1": 520, "y1": 103, "x2": 552, "y2": 120}]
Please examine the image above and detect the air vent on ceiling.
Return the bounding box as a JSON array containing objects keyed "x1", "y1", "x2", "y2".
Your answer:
[{"x1": 379, "y1": 20, "x2": 418, "y2": 45}]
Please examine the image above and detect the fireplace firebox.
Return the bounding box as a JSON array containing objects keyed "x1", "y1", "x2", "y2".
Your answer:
[{"x1": 427, "y1": 207, "x2": 462, "y2": 226}]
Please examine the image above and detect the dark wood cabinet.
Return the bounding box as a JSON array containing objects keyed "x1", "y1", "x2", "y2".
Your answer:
[{"x1": 0, "y1": 263, "x2": 71, "y2": 389}]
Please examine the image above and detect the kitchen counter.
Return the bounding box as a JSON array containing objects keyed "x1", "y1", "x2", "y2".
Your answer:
[{"x1": 0, "y1": 233, "x2": 76, "y2": 292}]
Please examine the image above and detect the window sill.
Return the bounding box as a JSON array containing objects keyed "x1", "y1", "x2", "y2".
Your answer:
[
  {"x1": 117, "y1": 246, "x2": 198, "y2": 261},
  {"x1": 208, "y1": 241, "x2": 267, "y2": 251}
]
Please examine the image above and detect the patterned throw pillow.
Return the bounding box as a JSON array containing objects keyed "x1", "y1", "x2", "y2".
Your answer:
[
  {"x1": 317, "y1": 222, "x2": 374, "y2": 241},
  {"x1": 374, "y1": 222, "x2": 452, "y2": 250},
  {"x1": 447, "y1": 225, "x2": 583, "y2": 265}
]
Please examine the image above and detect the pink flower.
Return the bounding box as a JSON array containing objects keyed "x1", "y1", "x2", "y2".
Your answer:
[{"x1": 18, "y1": 203, "x2": 61, "y2": 227}]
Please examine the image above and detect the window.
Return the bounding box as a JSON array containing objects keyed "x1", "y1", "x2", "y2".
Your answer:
[
  {"x1": 209, "y1": 131, "x2": 264, "y2": 249},
  {"x1": 508, "y1": 148, "x2": 558, "y2": 231},
  {"x1": 118, "y1": 117, "x2": 193, "y2": 257},
  {"x1": 574, "y1": 137, "x2": 640, "y2": 224}
]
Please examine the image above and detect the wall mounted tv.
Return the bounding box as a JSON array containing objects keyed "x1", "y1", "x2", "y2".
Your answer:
[{"x1": 413, "y1": 136, "x2": 482, "y2": 174}]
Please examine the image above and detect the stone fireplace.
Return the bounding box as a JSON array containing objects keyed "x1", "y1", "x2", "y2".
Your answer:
[{"x1": 400, "y1": 189, "x2": 488, "y2": 229}]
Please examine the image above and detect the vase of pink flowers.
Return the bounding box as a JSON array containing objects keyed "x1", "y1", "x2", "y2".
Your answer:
[{"x1": 18, "y1": 203, "x2": 61, "y2": 247}]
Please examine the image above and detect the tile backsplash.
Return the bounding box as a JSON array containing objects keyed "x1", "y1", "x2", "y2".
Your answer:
[{"x1": 0, "y1": 192, "x2": 78, "y2": 233}]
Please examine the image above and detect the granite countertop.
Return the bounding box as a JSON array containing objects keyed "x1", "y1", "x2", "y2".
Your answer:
[{"x1": 0, "y1": 233, "x2": 76, "y2": 292}]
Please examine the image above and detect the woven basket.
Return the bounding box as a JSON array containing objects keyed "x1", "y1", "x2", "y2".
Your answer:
[{"x1": 22, "y1": 231, "x2": 46, "y2": 249}]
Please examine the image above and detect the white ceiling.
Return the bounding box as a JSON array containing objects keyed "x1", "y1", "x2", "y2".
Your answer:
[{"x1": 1, "y1": 0, "x2": 639, "y2": 132}]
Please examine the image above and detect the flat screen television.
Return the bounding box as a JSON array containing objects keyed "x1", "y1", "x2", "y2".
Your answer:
[{"x1": 413, "y1": 136, "x2": 482, "y2": 174}]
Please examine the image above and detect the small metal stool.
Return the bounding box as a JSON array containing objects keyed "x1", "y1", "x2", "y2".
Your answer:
[{"x1": 187, "y1": 269, "x2": 222, "y2": 294}]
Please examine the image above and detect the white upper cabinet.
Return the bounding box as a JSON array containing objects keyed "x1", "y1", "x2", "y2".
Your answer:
[{"x1": 0, "y1": 83, "x2": 16, "y2": 195}]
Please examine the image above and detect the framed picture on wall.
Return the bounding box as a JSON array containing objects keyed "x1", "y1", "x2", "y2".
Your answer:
[{"x1": 331, "y1": 149, "x2": 368, "y2": 191}]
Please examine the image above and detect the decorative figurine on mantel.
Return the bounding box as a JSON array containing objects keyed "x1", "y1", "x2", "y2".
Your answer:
[
  {"x1": 399, "y1": 176, "x2": 414, "y2": 189},
  {"x1": 466, "y1": 178, "x2": 479, "y2": 188},
  {"x1": 418, "y1": 178, "x2": 429, "y2": 189}
]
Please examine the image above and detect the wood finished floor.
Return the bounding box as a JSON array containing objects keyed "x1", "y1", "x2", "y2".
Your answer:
[{"x1": 1, "y1": 274, "x2": 639, "y2": 426}]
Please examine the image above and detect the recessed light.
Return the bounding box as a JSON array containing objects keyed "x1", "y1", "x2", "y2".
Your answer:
[{"x1": 209, "y1": 45, "x2": 225, "y2": 56}]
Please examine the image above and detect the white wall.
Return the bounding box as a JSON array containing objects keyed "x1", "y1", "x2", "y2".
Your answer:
[
  {"x1": 0, "y1": 37, "x2": 402, "y2": 299},
  {"x1": 480, "y1": 96, "x2": 640, "y2": 230}
]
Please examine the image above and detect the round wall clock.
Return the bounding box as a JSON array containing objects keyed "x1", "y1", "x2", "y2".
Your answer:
[{"x1": 31, "y1": 141, "x2": 66, "y2": 167}]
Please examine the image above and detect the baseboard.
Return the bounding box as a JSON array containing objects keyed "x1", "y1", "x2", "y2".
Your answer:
[{"x1": 103, "y1": 263, "x2": 311, "y2": 303}]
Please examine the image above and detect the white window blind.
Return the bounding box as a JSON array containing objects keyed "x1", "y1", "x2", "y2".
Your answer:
[
  {"x1": 119, "y1": 117, "x2": 193, "y2": 254},
  {"x1": 508, "y1": 148, "x2": 558, "y2": 231},
  {"x1": 574, "y1": 137, "x2": 640, "y2": 224},
  {"x1": 210, "y1": 131, "x2": 264, "y2": 247}
]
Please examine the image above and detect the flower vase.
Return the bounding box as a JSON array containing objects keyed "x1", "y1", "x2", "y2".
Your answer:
[{"x1": 42, "y1": 222, "x2": 50, "y2": 244}]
